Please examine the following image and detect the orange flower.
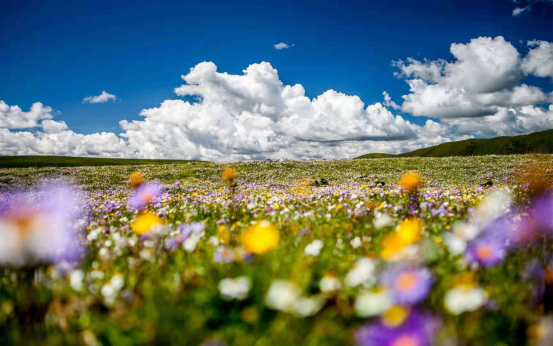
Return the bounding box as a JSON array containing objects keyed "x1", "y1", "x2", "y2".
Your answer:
[
  {"x1": 400, "y1": 171, "x2": 421, "y2": 191},
  {"x1": 129, "y1": 172, "x2": 144, "y2": 188},
  {"x1": 222, "y1": 167, "x2": 236, "y2": 182}
]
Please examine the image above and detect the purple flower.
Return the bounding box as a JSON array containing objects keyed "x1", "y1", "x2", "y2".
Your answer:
[
  {"x1": 465, "y1": 236, "x2": 506, "y2": 267},
  {"x1": 165, "y1": 222, "x2": 205, "y2": 249},
  {"x1": 529, "y1": 194, "x2": 553, "y2": 233},
  {"x1": 381, "y1": 267, "x2": 433, "y2": 305},
  {"x1": 0, "y1": 183, "x2": 85, "y2": 266},
  {"x1": 355, "y1": 309, "x2": 439, "y2": 346},
  {"x1": 128, "y1": 182, "x2": 163, "y2": 210}
]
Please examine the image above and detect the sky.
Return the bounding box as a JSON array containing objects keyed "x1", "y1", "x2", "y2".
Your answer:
[{"x1": 1, "y1": 0, "x2": 552, "y2": 160}]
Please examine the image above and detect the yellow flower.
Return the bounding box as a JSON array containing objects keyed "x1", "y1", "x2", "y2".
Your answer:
[
  {"x1": 380, "y1": 218, "x2": 423, "y2": 260},
  {"x1": 131, "y1": 213, "x2": 162, "y2": 235},
  {"x1": 242, "y1": 220, "x2": 279, "y2": 254},
  {"x1": 399, "y1": 171, "x2": 421, "y2": 191},
  {"x1": 222, "y1": 167, "x2": 236, "y2": 181},
  {"x1": 382, "y1": 306, "x2": 410, "y2": 327},
  {"x1": 129, "y1": 172, "x2": 144, "y2": 188}
]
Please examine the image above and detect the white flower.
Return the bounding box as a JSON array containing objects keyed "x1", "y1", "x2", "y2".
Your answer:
[
  {"x1": 474, "y1": 191, "x2": 511, "y2": 227},
  {"x1": 69, "y1": 270, "x2": 85, "y2": 291},
  {"x1": 265, "y1": 280, "x2": 302, "y2": 312},
  {"x1": 345, "y1": 258, "x2": 376, "y2": 287},
  {"x1": 444, "y1": 285, "x2": 487, "y2": 315},
  {"x1": 354, "y1": 289, "x2": 394, "y2": 317},
  {"x1": 293, "y1": 295, "x2": 325, "y2": 317},
  {"x1": 373, "y1": 214, "x2": 392, "y2": 229},
  {"x1": 304, "y1": 240, "x2": 324, "y2": 256},
  {"x1": 218, "y1": 276, "x2": 251, "y2": 301},
  {"x1": 350, "y1": 237, "x2": 362, "y2": 249},
  {"x1": 443, "y1": 233, "x2": 467, "y2": 256},
  {"x1": 319, "y1": 276, "x2": 342, "y2": 294}
]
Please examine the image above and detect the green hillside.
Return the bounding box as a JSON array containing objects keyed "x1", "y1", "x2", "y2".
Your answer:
[
  {"x1": 0, "y1": 156, "x2": 194, "y2": 168},
  {"x1": 356, "y1": 129, "x2": 553, "y2": 159}
]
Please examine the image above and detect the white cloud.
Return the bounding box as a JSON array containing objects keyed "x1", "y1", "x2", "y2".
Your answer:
[
  {"x1": 0, "y1": 101, "x2": 54, "y2": 129},
  {"x1": 83, "y1": 91, "x2": 117, "y2": 104},
  {"x1": 2, "y1": 36, "x2": 552, "y2": 161},
  {"x1": 382, "y1": 91, "x2": 400, "y2": 110},
  {"x1": 445, "y1": 105, "x2": 553, "y2": 137},
  {"x1": 41, "y1": 120, "x2": 69, "y2": 134},
  {"x1": 393, "y1": 36, "x2": 553, "y2": 120},
  {"x1": 522, "y1": 40, "x2": 553, "y2": 79},
  {"x1": 0, "y1": 62, "x2": 448, "y2": 160},
  {"x1": 274, "y1": 42, "x2": 294, "y2": 50},
  {"x1": 513, "y1": 6, "x2": 530, "y2": 16}
]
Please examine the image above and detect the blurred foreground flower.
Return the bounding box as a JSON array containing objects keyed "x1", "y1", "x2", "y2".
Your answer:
[
  {"x1": 128, "y1": 182, "x2": 163, "y2": 210},
  {"x1": 131, "y1": 213, "x2": 162, "y2": 235},
  {"x1": 222, "y1": 167, "x2": 237, "y2": 182},
  {"x1": 355, "y1": 288, "x2": 394, "y2": 317},
  {"x1": 355, "y1": 308, "x2": 438, "y2": 346},
  {"x1": 242, "y1": 220, "x2": 279, "y2": 254},
  {"x1": 381, "y1": 266, "x2": 433, "y2": 305},
  {"x1": 346, "y1": 258, "x2": 376, "y2": 287},
  {"x1": 218, "y1": 276, "x2": 251, "y2": 301},
  {"x1": 400, "y1": 171, "x2": 422, "y2": 191},
  {"x1": 444, "y1": 284, "x2": 487, "y2": 315},
  {"x1": 0, "y1": 183, "x2": 85, "y2": 266},
  {"x1": 129, "y1": 172, "x2": 144, "y2": 188},
  {"x1": 381, "y1": 218, "x2": 423, "y2": 261}
]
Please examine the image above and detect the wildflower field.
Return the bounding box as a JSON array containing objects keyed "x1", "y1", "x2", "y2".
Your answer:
[{"x1": 1, "y1": 155, "x2": 553, "y2": 345}]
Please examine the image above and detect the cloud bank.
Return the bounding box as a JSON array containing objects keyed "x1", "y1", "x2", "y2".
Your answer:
[{"x1": 1, "y1": 36, "x2": 552, "y2": 161}]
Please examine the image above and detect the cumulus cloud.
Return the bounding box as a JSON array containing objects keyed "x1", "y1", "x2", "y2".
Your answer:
[
  {"x1": 274, "y1": 42, "x2": 294, "y2": 50},
  {"x1": 0, "y1": 62, "x2": 451, "y2": 160},
  {"x1": 0, "y1": 101, "x2": 54, "y2": 129},
  {"x1": 444, "y1": 105, "x2": 553, "y2": 137},
  {"x1": 392, "y1": 36, "x2": 553, "y2": 120},
  {"x1": 522, "y1": 40, "x2": 553, "y2": 79},
  {"x1": 513, "y1": 6, "x2": 530, "y2": 15},
  {"x1": 2, "y1": 36, "x2": 552, "y2": 161},
  {"x1": 83, "y1": 91, "x2": 117, "y2": 104}
]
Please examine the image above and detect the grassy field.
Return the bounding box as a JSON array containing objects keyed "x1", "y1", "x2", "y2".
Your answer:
[
  {"x1": 0, "y1": 155, "x2": 193, "y2": 168},
  {"x1": 357, "y1": 129, "x2": 553, "y2": 159},
  {"x1": 0, "y1": 155, "x2": 552, "y2": 345}
]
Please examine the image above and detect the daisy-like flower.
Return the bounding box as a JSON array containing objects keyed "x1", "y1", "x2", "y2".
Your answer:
[
  {"x1": 381, "y1": 266, "x2": 433, "y2": 305},
  {"x1": 0, "y1": 183, "x2": 85, "y2": 266},
  {"x1": 128, "y1": 182, "x2": 163, "y2": 211},
  {"x1": 354, "y1": 308, "x2": 439, "y2": 346},
  {"x1": 345, "y1": 257, "x2": 377, "y2": 287},
  {"x1": 304, "y1": 239, "x2": 324, "y2": 256},
  {"x1": 218, "y1": 276, "x2": 251, "y2": 301},
  {"x1": 355, "y1": 288, "x2": 394, "y2": 317},
  {"x1": 444, "y1": 284, "x2": 487, "y2": 315},
  {"x1": 464, "y1": 236, "x2": 506, "y2": 268},
  {"x1": 265, "y1": 280, "x2": 302, "y2": 312}
]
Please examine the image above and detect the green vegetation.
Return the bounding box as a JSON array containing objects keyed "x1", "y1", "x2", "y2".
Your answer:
[
  {"x1": 357, "y1": 129, "x2": 553, "y2": 159},
  {"x1": 0, "y1": 155, "x2": 552, "y2": 345},
  {"x1": 0, "y1": 155, "x2": 194, "y2": 168}
]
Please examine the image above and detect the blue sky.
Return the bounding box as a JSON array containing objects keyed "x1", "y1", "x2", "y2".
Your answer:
[
  {"x1": 1, "y1": 0, "x2": 552, "y2": 160},
  {"x1": 2, "y1": 0, "x2": 551, "y2": 134}
]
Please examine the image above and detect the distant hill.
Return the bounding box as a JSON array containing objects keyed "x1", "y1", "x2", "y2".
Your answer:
[
  {"x1": 356, "y1": 129, "x2": 553, "y2": 159},
  {"x1": 0, "y1": 156, "x2": 194, "y2": 168}
]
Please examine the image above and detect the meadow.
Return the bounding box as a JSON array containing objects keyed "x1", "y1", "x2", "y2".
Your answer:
[{"x1": 0, "y1": 155, "x2": 552, "y2": 345}]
